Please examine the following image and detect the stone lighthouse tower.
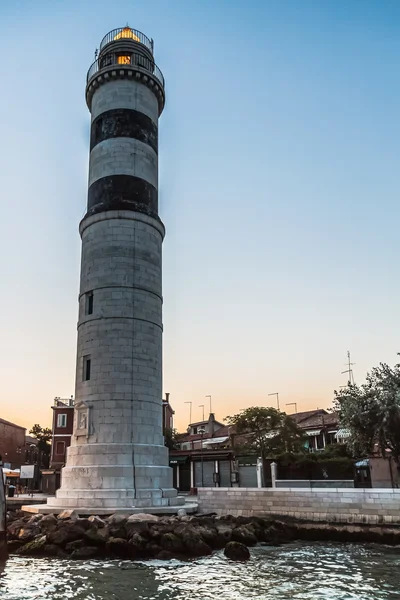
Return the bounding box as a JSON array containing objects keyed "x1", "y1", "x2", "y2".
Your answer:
[{"x1": 48, "y1": 26, "x2": 179, "y2": 511}]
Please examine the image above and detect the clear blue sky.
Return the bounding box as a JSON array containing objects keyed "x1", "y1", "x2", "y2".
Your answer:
[{"x1": 0, "y1": 0, "x2": 399, "y2": 431}]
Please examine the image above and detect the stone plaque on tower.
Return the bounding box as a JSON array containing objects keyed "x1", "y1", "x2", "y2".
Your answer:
[{"x1": 46, "y1": 26, "x2": 180, "y2": 511}]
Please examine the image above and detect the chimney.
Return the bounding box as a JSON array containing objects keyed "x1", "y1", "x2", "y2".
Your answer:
[
  {"x1": 209, "y1": 412, "x2": 215, "y2": 434},
  {"x1": 165, "y1": 392, "x2": 170, "y2": 403}
]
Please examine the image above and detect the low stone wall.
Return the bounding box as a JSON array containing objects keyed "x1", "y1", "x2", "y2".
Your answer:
[
  {"x1": 198, "y1": 487, "x2": 400, "y2": 525},
  {"x1": 275, "y1": 480, "x2": 354, "y2": 489}
]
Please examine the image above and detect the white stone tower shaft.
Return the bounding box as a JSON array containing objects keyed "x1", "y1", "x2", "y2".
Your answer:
[{"x1": 49, "y1": 27, "x2": 177, "y2": 509}]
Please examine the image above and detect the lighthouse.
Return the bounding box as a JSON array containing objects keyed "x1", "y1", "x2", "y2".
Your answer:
[{"x1": 48, "y1": 26, "x2": 179, "y2": 510}]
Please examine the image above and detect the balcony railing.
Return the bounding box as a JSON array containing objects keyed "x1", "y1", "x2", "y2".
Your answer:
[
  {"x1": 87, "y1": 52, "x2": 164, "y2": 88},
  {"x1": 99, "y1": 27, "x2": 153, "y2": 54}
]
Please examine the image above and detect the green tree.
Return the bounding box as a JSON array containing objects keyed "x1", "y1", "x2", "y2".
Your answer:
[
  {"x1": 334, "y1": 358, "x2": 400, "y2": 464},
  {"x1": 334, "y1": 383, "x2": 380, "y2": 457},
  {"x1": 225, "y1": 406, "x2": 304, "y2": 459},
  {"x1": 164, "y1": 427, "x2": 179, "y2": 450},
  {"x1": 29, "y1": 424, "x2": 52, "y2": 468}
]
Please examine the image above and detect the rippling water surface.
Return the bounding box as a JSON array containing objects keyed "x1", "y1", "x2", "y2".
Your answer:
[{"x1": 1, "y1": 543, "x2": 400, "y2": 600}]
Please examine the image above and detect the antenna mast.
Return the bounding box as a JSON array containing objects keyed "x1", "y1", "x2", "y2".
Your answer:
[{"x1": 341, "y1": 350, "x2": 355, "y2": 386}]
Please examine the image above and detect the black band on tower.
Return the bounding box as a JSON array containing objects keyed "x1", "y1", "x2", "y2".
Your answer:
[
  {"x1": 87, "y1": 175, "x2": 158, "y2": 216},
  {"x1": 90, "y1": 108, "x2": 158, "y2": 154}
]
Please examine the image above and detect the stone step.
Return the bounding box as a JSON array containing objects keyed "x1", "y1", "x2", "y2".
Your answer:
[{"x1": 22, "y1": 500, "x2": 198, "y2": 516}]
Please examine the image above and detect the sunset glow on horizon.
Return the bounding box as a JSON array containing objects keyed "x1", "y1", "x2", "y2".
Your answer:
[{"x1": 1, "y1": 0, "x2": 399, "y2": 436}]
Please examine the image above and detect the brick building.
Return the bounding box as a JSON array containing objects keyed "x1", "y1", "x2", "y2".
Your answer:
[
  {"x1": 50, "y1": 397, "x2": 75, "y2": 470},
  {"x1": 41, "y1": 397, "x2": 74, "y2": 494},
  {"x1": 0, "y1": 418, "x2": 26, "y2": 469},
  {"x1": 162, "y1": 393, "x2": 175, "y2": 432}
]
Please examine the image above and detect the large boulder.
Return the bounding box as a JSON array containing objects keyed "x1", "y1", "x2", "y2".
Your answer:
[
  {"x1": 178, "y1": 525, "x2": 212, "y2": 557},
  {"x1": 144, "y1": 542, "x2": 163, "y2": 558},
  {"x1": 107, "y1": 514, "x2": 127, "y2": 526},
  {"x1": 76, "y1": 518, "x2": 92, "y2": 531},
  {"x1": 129, "y1": 532, "x2": 148, "y2": 554},
  {"x1": 46, "y1": 521, "x2": 86, "y2": 547},
  {"x1": 193, "y1": 525, "x2": 220, "y2": 549},
  {"x1": 39, "y1": 514, "x2": 58, "y2": 534},
  {"x1": 58, "y1": 510, "x2": 79, "y2": 521},
  {"x1": 107, "y1": 515, "x2": 127, "y2": 539},
  {"x1": 7, "y1": 519, "x2": 25, "y2": 540},
  {"x1": 125, "y1": 516, "x2": 151, "y2": 538},
  {"x1": 27, "y1": 514, "x2": 43, "y2": 524},
  {"x1": 7, "y1": 510, "x2": 25, "y2": 523},
  {"x1": 147, "y1": 523, "x2": 174, "y2": 542},
  {"x1": 160, "y1": 532, "x2": 185, "y2": 555},
  {"x1": 264, "y1": 524, "x2": 292, "y2": 545},
  {"x1": 88, "y1": 515, "x2": 106, "y2": 529},
  {"x1": 127, "y1": 513, "x2": 159, "y2": 523},
  {"x1": 215, "y1": 523, "x2": 233, "y2": 545},
  {"x1": 84, "y1": 527, "x2": 109, "y2": 546},
  {"x1": 224, "y1": 541, "x2": 250, "y2": 561},
  {"x1": 231, "y1": 526, "x2": 258, "y2": 546},
  {"x1": 106, "y1": 537, "x2": 133, "y2": 559},
  {"x1": 15, "y1": 536, "x2": 47, "y2": 556},
  {"x1": 18, "y1": 524, "x2": 41, "y2": 543}
]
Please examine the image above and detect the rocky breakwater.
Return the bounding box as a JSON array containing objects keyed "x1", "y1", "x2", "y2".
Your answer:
[
  {"x1": 6, "y1": 510, "x2": 293, "y2": 561},
  {"x1": 6, "y1": 510, "x2": 400, "y2": 562}
]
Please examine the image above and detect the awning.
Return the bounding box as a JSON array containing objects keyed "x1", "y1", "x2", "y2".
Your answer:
[
  {"x1": 305, "y1": 430, "x2": 321, "y2": 436},
  {"x1": 336, "y1": 429, "x2": 351, "y2": 439},
  {"x1": 2, "y1": 469, "x2": 20, "y2": 478},
  {"x1": 355, "y1": 459, "x2": 369, "y2": 468},
  {"x1": 328, "y1": 430, "x2": 338, "y2": 434},
  {"x1": 202, "y1": 436, "x2": 229, "y2": 447}
]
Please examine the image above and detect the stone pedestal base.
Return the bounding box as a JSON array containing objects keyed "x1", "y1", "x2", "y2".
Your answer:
[
  {"x1": 46, "y1": 442, "x2": 178, "y2": 511},
  {"x1": 47, "y1": 488, "x2": 181, "y2": 510}
]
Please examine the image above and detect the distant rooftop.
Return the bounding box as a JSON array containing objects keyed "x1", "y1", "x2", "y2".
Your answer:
[
  {"x1": 53, "y1": 396, "x2": 74, "y2": 408},
  {"x1": 0, "y1": 418, "x2": 26, "y2": 430}
]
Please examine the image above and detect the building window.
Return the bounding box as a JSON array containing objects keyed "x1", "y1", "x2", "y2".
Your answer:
[
  {"x1": 117, "y1": 54, "x2": 131, "y2": 65},
  {"x1": 57, "y1": 413, "x2": 67, "y2": 428},
  {"x1": 193, "y1": 427, "x2": 198, "y2": 434},
  {"x1": 100, "y1": 53, "x2": 113, "y2": 69},
  {"x1": 83, "y1": 356, "x2": 91, "y2": 381},
  {"x1": 55, "y1": 441, "x2": 65, "y2": 456},
  {"x1": 85, "y1": 291, "x2": 93, "y2": 315}
]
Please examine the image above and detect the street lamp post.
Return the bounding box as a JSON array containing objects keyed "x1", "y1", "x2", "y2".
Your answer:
[
  {"x1": 199, "y1": 404, "x2": 205, "y2": 421},
  {"x1": 198, "y1": 427, "x2": 205, "y2": 487},
  {"x1": 286, "y1": 402, "x2": 298, "y2": 414},
  {"x1": 206, "y1": 395, "x2": 212, "y2": 414},
  {"x1": 268, "y1": 392, "x2": 280, "y2": 410},
  {"x1": 184, "y1": 401, "x2": 192, "y2": 427}
]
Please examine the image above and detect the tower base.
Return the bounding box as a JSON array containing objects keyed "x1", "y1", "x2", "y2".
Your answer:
[
  {"x1": 47, "y1": 441, "x2": 177, "y2": 510},
  {"x1": 46, "y1": 487, "x2": 180, "y2": 510}
]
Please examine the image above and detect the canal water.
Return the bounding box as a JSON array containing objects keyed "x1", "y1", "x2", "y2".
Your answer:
[{"x1": 1, "y1": 542, "x2": 400, "y2": 599}]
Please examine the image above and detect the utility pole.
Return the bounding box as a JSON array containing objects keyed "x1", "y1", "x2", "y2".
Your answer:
[
  {"x1": 268, "y1": 392, "x2": 280, "y2": 410},
  {"x1": 198, "y1": 427, "x2": 205, "y2": 487},
  {"x1": 184, "y1": 401, "x2": 192, "y2": 426},
  {"x1": 341, "y1": 351, "x2": 355, "y2": 385},
  {"x1": 199, "y1": 404, "x2": 205, "y2": 421},
  {"x1": 206, "y1": 395, "x2": 212, "y2": 415},
  {"x1": 286, "y1": 402, "x2": 297, "y2": 414}
]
